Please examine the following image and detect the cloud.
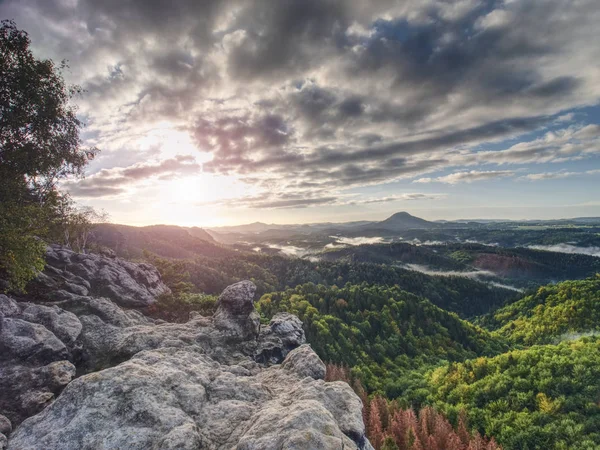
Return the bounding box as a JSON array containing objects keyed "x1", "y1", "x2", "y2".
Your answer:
[
  {"x1": 64, "y1": 155, "x2": 202, "y2": 198},
  {"x1": 2, "y1": 0, "x2": 600, "y2": 210},
  {"x1": 414, "y1": 170, "x2": 515, "y2": 185},
  {"x1": 521, "y1": 169, "x2": 600, "y2": 181},
  {"x1": 350, "y1": 193, "x2": 446, "y2": 204},
  {"x1": 198, "y1": 192, "x2": 445, "y2": 209}
]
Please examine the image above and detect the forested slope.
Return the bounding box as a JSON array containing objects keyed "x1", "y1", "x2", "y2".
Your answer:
[
  {"x1": 482, "y1": 276, "x2": 600, "y2": 345},
  {"x1": 424, "y1": 337, "x2": 600, "y2": 450},
  {"x1": 180, "y1": 254, "x2": 516, "y2": 317},
  {"x1": 257, "y1": 283, "x2": 507, "y2": 392}
]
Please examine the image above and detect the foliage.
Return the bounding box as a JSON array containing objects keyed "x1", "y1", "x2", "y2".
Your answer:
[
  {"x1": 0, "y1": 20, "x2": 96, "y2": 190},
  {"x1": 143, "y1": 253, "x2": 217, "y2": 322},
  {"x1": 257, "y1": 283, "x2": 507, "y2": 393},
  {"x1": 182, "y1": 253, "x2": 516, "y2": 318},
  {"x1": 147, "y1": 292, "x2": 218, "y2": 323},
  {"x1": 0, "y1": 203, "x2": 47, "y2": 291},
  {"x1": 327, "y1": 364, "x2": 501, "y2": 450},
  {"x1": 0, "y1": 20, "x2": 97, "y2": 290},
  {"x1": 422, "y1": 337, "x2": 600, "y2": 450},
  {"x1": 483, "y1": 276, "x2": 600, "y2": 345}
]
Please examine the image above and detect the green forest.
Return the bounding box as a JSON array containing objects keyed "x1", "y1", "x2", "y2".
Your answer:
[{"x1": 142, "y1": 249, "x2": 600, "y2": 450}]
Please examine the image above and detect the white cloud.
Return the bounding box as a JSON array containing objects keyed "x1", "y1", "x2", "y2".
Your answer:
[
  {"x1": 521, "y1": 169, "x2": 600, "y2": 181},
  {"x1": 2, "y1": 0, "x2": 599, "y2": 214},
  {"x1": 414, "y1": 170, "x2": 515, "y2": 184}
]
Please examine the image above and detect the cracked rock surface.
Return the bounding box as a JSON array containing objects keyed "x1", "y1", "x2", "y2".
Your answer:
[{"x1": 1, "y1": 246, "x2": 372, "y2": 450}]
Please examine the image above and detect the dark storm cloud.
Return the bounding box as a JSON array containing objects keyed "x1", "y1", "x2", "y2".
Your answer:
[{"x1": 4, "y1": 0, "x2": 600, "y2": 204}]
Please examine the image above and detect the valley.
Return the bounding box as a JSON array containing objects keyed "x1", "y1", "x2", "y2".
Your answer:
[{"x1": 83, "y1": 212, "x2": 600, "y2": 450}]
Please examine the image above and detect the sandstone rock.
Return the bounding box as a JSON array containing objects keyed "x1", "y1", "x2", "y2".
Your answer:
[
  {"x1": 2, "y1": 258, "x2": 370, "y2": 449},
  {"x1": 51, "y1": 293, "x2": 151, "y2": 328},
  {"x1": 255, "y1": 312, "x2": 306, "y2": 364},
  {"x1": 213, "y1": 280, "x2": 260, "y2": 340},
  {"x1": 9, "y1": 346, "x2": 369, "y2": 450},
  {"x1": 19, "y1": 304, "x2": 82, "y2": 347},
  {"x1": 0, "y1": 415, "x2": 10, "y2": 436},
  {"x1": 0, "y1": 317, "x2": 68, "y2": 364},
  {"x1": 282, "y1": 344, "x2": 327, "y2": 380},
  {"x1": 0, "y1": 361, "x2": 75, "y2": 426},
  {"x1": 0, "y1": 296, "x2": 20, "y2": 317},
  {"x1": 34, "y1": 245, "x2": 170, "y2": 307}
]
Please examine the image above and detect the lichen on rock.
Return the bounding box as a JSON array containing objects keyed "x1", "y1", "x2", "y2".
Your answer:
[{"x1": 1, "y1": 246, "x2": 371, "y2": 449}]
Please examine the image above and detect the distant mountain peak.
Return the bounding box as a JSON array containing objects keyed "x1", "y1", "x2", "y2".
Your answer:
[
  {"x1": 387, "y1": 211, "x2": 418, "y2": 219},
  {"x1": 378, "y1": 211, "x2": 433, "y2": 229}
]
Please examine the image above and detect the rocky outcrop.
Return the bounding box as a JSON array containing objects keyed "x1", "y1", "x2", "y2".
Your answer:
[
  {"x1": 0, "y1": 415, "x2": 10, "y2": 450},
  {"x1": 9, "y1": 347, "x2": 368, "y2": 450},
  {"x1": 1, "y1": 246, "x2": 371, "y2": 449},
  {"x1": 30, "y1": 244, "x2": 170, "y2": 308},
  {"x1": 0, "y1": 295, "x2": 77, "y2": 427},
  {"x1": 213, "y1": 280, "x2": 260, "y2": 340}
]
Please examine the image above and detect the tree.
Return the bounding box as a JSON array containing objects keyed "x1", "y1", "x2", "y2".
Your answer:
[
  {"x1": 0, "y1": 20, "x2": 97, "y2": 291},
  {"x1": 53, "y1": 197, "x2": 109, "y2": 253}
]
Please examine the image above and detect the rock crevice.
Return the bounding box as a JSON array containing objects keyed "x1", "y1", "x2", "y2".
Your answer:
[{"x1": 0, "y1": 246, "x2": 372, "y2": 450}]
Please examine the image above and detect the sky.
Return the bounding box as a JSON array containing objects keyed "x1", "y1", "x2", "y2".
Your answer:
[{"x1": 2, "y1": 0, "x2": 600, "y2": 226}]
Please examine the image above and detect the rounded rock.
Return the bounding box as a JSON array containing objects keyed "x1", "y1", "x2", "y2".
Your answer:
[{"x1": 281, "y1": 344, "x2": 326, "y2": 380}]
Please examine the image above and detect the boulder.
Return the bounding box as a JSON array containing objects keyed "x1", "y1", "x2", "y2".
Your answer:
[
  {"x1": 212, "y1": 280, "x2": 260, "y2": 340},
  {"x1": 0, "y1": 415, "x2": 10, "y2": 449},
  {"x1": 19, "y1": 304, "x2": 82, "y2": 348},
  {"x1": 9, "y1": 346, "x2": 369, "y2": 450},
  {"x1": 0, "y1": 317, "x2": 68, "y2": 365},
  {"x1": 0, "y1": 361, "x2": 75, "y2": 426},
  {"x1": 0, "y1": 296, "x2": 20, "y2": 317},
  {"x1": 0, "y1": 415, "x2": 10, "y2": 436},
  {"x1": 282, "y1": 344, "x2": 327, "y2": 380},
  {"x1": 33, "y1": 245, "x2": 170, "y2": 308},
  {"x1": 255, "y1": 312, "x2": 306, "y2": 364}
]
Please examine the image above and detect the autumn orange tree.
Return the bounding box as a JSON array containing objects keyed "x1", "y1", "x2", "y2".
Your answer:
[{"x1": 326, "y1": 363, "x2": 501, "y2": 450}]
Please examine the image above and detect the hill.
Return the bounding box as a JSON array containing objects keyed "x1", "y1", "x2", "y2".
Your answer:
[
  {"x1": 257, "y1": 283, "x2": 508, "y2": 392},
  {"x1": 422, "y1": 337, "x2": 600, "y2": 450},
  {"x1": 373, "y1": 211, "x2": 435, "y2": 230},
  {"x1": 90, "y1": 223, "x2": 234, "y2": 259},
  {"x1": 318, "y1": 241, "x2": 600, "y2": 289},
  {"x1": 482, "y1": 276, "x2": 600, "y2": 345}
]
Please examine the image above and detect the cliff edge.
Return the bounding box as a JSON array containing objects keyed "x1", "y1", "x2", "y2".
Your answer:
[{"x1": 0, "y1": 245, "x2": 372, "y2": 450}]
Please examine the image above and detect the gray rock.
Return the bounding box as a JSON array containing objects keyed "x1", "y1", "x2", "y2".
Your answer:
[
  {"x1": 0, "y1": 361, "x2": 75, "y2": 426},
  {"x1": 0, "y1": 415, "x2": 10, "y2": 436},
  {"x1": 19, "y1": 304, "x2": 82, "y2": 348},
  {"x1": 0, "y1": 300, "x2": 77, "y2": 428},
  {"x1": 255, "y1": 312, "x2": 306, "y2": 364},
  {"x1": 282, "y1": 344, "x2": 327, "y2": 380},
  {"x1": 3, "y1": 275, "x2": 371, "y2": 449},
  {"x1": 213, "y1": 280, "x2": 259, "y2": 340},
  {"x1": 0, "y1": 317, "x2": 68, "y2": 364},
  {"x1": 0, "y1": 296, "x2": 20, "y2": 318},
  {"x1": 270, "y1": 312, "x2": 305, "y2": 346},
  {"x1": 0, "y1": 433, "x2": 6, "y2": 450},
  {"x1": 35, "y1": 245, "x2": 170, "y2": 308},
  {"x1": 9, "y1": 347, "x2": 368, "y2": 450},
  {"x1": 51, "y1": 294, "x2": 151, "y2": 328}
]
